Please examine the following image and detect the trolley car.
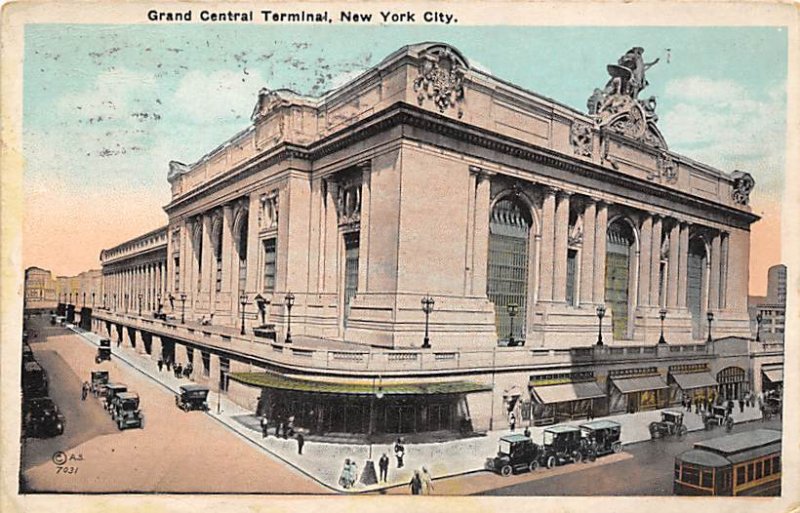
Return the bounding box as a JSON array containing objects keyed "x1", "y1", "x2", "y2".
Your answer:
[{"x1": 674, "y1": 429, "x2": 781, "y2": 496}]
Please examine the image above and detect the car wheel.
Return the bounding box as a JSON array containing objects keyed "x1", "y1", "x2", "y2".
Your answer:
[
  {"x1": 528, "y1": 460, "x2": 539, "y2": 473},
  {"x1": 612, "y1": 442, "x2": 622, "y2": 454},
  {"x1": 546, "y1": 456, "x2": 556, "y2": 469},
  {"x1": 500, "y1": 465, "x2": 512, "y2": 477},
  {"x1": 117, "y1": 421, "x2": 123, "y2": 431},
  {"x1": 140, "y1": 415, "x2": 145, "y2": 429},
  {"x1": 678, "y1": 425, "x2": 688, "y2": 438}
]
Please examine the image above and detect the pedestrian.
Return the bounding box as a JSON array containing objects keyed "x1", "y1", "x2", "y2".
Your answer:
[
  {"x1": 421, "y1": 466, "x2": 434, "y2": 495},
  {"x1": 586, "y1": 404, "x2": 594, "y2": 421},
  {"x1": 81, "y1": 382, "x2": 88, "y2": 401},
  {"x1": 287, "y1": 415, "x2": 295, "y2": 438},
  {"x1": 379, "y1": 453, "x2": 390, "y2": 482},
  {"x1": 260, "y1": 414, "x2": 269, "y2": 438},
  {"x1": 277, "y1": 420, "x2": 284, "y2": 438},
  {"x1": 296, "y1": 432, "x2": 305, "y2": 455},
  {"x1": 726, "y1": 399, "x2": 734, "y2": 417},
  {"x1": 394, "y1": 437, "x2": 405, "y2": 468},
  {"x1": 157, "y1": 358, "x2": 163, "y2": 372},
  {"x1": 524, "y1": 426, "x2": 531, "y2": 438},
  {"x1": 348, "y1": 460, "x2": 358, "y2": 488},
  {"x1": 409, "y1": 470, "x2": 423, "y2": 495},
  {"x1": 339, "y1": 458, "x2": 352, "y2": 489},
  {"x1": 509, "y1": 411, "x2": 516, "y2": 432},
  {"x1": 694, "y1": 397, "x2": 700, "y2": 414},
  {"x1": 738, "y1": 395, "x2": 745, "y2": 413}
]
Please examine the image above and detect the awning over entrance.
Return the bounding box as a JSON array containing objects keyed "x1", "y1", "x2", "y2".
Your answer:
[
  {"x1": 531, "y1": 381, "x2": 605, "y2": 404},
  {"x1": 762, "y1": 365, "x2": 783, "y2": 383},
  {"x1": 611, "y1": 375, "x2": 669, "y2": 394},
  {"x1": 671, "y1": 372, "x2": 719, "y2": 391},
  {"x1": 229, "y1": 372, "x2": 492, "y2": 395}
]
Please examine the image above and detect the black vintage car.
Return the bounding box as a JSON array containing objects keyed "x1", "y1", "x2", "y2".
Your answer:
[
  {"x1": 649, "y1": 410, "x2": 688, "y2": 439},
  {"x1": 541, "y1": 425, "x2": 585, "y2": 468},
  {"x1": 175, "y1": 384, "x2": 210, "y2": 412},
  {"x1": 23, "y1": 397, "x2": 65, "y2": 438},
  {"x1": 22, "y1": 361, "x2": 49, "y2": 399},
  {"x1": 95, "y1": 338, "x2": 112, "y2": 364},
  {"x1": 90, "y1": 371, "x2": 110, "y2": 396},
  {"x1": 704, "y1": 405, "x2": 733, "y2": 431},
  {"x1": 22, "y1": 343, "x2": 35, "y2": 364},
  {"x1": 579, "y1": 420, "x2": 622, "y2": 459},
  {"x1": 113, "y1": 392, "x2": 144, "y2": 430},
  {"x1": 485, "y1": 434, "x2": 542, "y2": 476},
  {"x1": 763, "y1": 392, "x2": 782, "y2": 420},
  {"x1": 104, "y1": 383, "x2": 128, "y2": 411}
]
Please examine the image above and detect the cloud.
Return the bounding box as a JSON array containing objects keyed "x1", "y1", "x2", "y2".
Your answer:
[
  {"x1": 660, "y1": 77, "x2": 786, "y2": 194},
  {"x1": 172, "y1": 69, "x2": 268, "y2": 123}
]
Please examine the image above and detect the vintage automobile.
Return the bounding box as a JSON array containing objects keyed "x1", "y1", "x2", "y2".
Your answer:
[
  {"x1": 540, "y1": 425, "x2": 585, "y2": 468},
  {"x1": 23, "y1": 397, "x2": 65, "y2": 438},
  {"x1": 175, "y1": 384, "x2": 210, "y2": 412},
  {"x1": 95, "y1": 338, "x2": 112, "y2": 364},
  {"x1": 763, "y1": 392, "x2": 782, "y2": 420},
  {"x1": 649, "y1": 409, "x2": 688, "y2": 439},
  {"x1": 579, "y1": 420, "x2": 623, "y2": 459},
  {"x1": 22, "y1": 361, "x2": 49, "y2": 399},
  {"x1": 705, "y1": 405, "x2": 734, "y2": 431},
  {"x1": 90, "y1": 370, "x2": 110, "y2": 396},
  {"x1": 22, "y1": 343, "x2": 35, "y2": 364},
  {"x1": 113, "y1": 392, "x2": 144, "y2": 430},
  {"x1": 103, "y1": 383, "x2": 128, "y2": 411},
  {"x1": 485, "y1": 434, "x2": 542, "y2": 476}
]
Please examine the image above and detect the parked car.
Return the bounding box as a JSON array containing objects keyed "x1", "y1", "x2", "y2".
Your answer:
[
  {"x1": 22, "y1": 361, "x2": 49, "y2": 399},
  {"x1": 579, "y1": 419, "x2": 623, "y2": 458},
  {"x1": 22, "y1": 344, "x2": 35, "y2": 364},
  {"x1": 23, "y1": 397, "x2": 65, "y2": 438},
  {"x1": 485, "y1": 434, "x2": 542, "y2": 476},
  {"x1": 90, "y1": 370, "x2": 110, "y2": 396},
  {"x1": 175, "y1": 384, "x2": 210, "y2": 412},
  {"x1": 95, "y1": 338, "x2": 112, "y2": 364},
  {"x1": 704, "y1": 405, "x2": 733, "y2": 431},
  {"x1": 113, "y1": 392, "x2": 144, "y2": 430},
  {"x1": 540, "y1": 425, "x2": 584, "y2": 468},
  {"x1": 649, "y1": 410, "x2": 688, "y2": 439},
  {"x1": 103, "y1": 383, "x2": 128, "y2": 411}
]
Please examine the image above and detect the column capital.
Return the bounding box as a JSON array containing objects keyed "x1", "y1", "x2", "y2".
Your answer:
[
  {"x1": 357, "y1": 160, "x2": 372, "y2": 172},
  {"x1": 469, "y1": 165, "x2": 495, "y2": 180},
  {"x1": 541, "y1": 185, "x2": 559, "y2": 197},
  {"x1": 557, "y1": 189, "x2": 573, "y2": 199}
]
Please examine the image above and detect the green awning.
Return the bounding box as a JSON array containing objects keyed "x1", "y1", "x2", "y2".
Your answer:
[{"x1": 229, "y1": 372, "x2": 492, "y2": 396}]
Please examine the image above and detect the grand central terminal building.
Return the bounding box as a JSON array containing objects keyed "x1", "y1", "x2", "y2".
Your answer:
[{"x1": 79, "y1": 43, "x2": 782, "y2": 435}]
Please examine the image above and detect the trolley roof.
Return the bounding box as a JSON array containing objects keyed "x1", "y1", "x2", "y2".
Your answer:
[{"x1": 693, "y1": 429, "x2": 781, "y2": 456}]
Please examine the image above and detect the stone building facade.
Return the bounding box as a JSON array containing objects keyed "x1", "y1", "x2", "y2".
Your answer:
[
  {"x1": 24, "y1": 266, "x2": 57, "y2": 310},
  {"x1": 90, "y1": 43, "x2": 771, "y2": 434}
]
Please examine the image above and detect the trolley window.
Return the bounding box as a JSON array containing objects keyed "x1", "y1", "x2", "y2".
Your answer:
[
  {"x1": 773, "y1": 456, "x2": 780, "y2": 472},
  {"x1": 747, "y1": 463, "x2": 755, "y2": 482},
  {"x1": 674, "y1": 462, "x2": 680, "y2": 480},
  {"x1": 681, "y1": 466, "x2": 700, "y2": 485},
  {"x1": 764, "y1": 459, "x2": 772, "y2": 476},
  {"x1": 755, "y1": 462, "x2": 763, "y2": 480},
  {"x1": 701, "y1": 471, "x2": 713, "y2": 488},
  {"x1": 736, "y1": 466, "x2": 746, "y2": 485}
]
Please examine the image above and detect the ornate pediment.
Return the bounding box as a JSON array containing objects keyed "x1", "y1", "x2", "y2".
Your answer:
[
  {"x1": 730, "y1": 170, "x2": 755, "y2": 206},
  {"x1": 413, "y1": 46, "x2": 467, "y2": 118},
  {"x1": 251, "y1": 88, "x2": 295, "y2": 122}
]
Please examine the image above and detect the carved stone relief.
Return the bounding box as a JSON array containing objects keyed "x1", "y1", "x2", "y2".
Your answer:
[
  {"x1": 730, "y1": 170, "x2": 755, "y2": 206},
  {"x1": 413, "y1": 47, "x2": 466, "y2": 118}
]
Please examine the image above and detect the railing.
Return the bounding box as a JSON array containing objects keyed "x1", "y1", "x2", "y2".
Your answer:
[{"x1": 92, "y1": 310, "x2": 719, "y2": 376}]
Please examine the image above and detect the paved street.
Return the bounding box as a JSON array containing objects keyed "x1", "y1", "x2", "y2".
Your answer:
[{"x1": 20, "y1": 315, "x2": 328, "y2": 494}]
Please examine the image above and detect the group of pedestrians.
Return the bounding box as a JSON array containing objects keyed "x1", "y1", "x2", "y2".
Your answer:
[
  {"x1": 259, "y1": 413, "x2": 305, "y2": 454},
  {"x1": 155, "y1": 357, "x2": 193, "y2": 379},
  {"x1": 408, "y1": 466, "x2": 435, "y2": 495}
]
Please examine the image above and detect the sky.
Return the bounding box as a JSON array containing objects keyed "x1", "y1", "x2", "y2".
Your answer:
[{"x1": 22, "y1": 24, "x2": 787, "y2": 294}]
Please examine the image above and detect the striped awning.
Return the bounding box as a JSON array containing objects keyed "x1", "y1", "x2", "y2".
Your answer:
[
  {"x1": 531, "y1": 381, "x2": 605, "y2": 404},
  {"x1": 671, "y1": 372, "x2": 719, "y2": 391},
  {"x1": 611, "y1": 375, "x2": 669, "y2": 394}
]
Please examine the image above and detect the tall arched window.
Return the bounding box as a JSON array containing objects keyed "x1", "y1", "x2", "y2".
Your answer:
[
  {"x1": 487, "y1": 198, "x2": 532, "y2": 343},
  {"x1": 687, "y1": 238, "x2": 707, "y2": 339},
  {"x1": 193, "y1": 223, "x2": 203, "y2": 292},
  {"x1": 236, "y1": 213, "x2": 248, "y2": 295},
  {"x1": 605, "y1": 219, "x2": 636, "y2": 340},
  {"x1": 212, "y1": 219, "x2": 223, "y2": 293}
]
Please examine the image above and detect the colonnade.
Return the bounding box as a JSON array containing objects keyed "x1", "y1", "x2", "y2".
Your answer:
[{"x1": 105, "y1": 261, "x2": 168, "y2": 314}]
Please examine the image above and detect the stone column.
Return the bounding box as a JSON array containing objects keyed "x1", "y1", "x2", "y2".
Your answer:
[
  {"x1": 358, "y1": 161, "x2": 372, "y2": 291},
  {"x1": 579, "y1": 199, "x2": 596, "y2": 305},
  {"x1": 649, "y1": 215, "x2": 663, "y2": 307},
  {"x1": 592, "y1": 202, "x2": 608, "y2": 304},
  {"x1": 709, "y1": 231, "x2": 722, "y2": 311},
  {"x1": 472, "y1": 170, "x2": 492, "y2": 296},
  {"x1": 638, "y1": 214, "x2": 653, "y2": 306},
  {"x1": 677, "y1": 223, "x2": 690, "y2": 309},
  {"x1": 221, "y1": 205, "x2": 235, "y2": 297},
  {"x1": 201, "y1": 214, "x2": 214, "y2": 303},
  {"x1": 720, "y1": 233, "x2": 729, "y2": 310},
  {"x1": 667, "y1": 221, "x2": 680, "y2": 308},
  {"x1": 552, "y1": 191, "x2": 571, "y2": 303},
  {"x1": 539, "y1": 187, "x2": 557, "y2": 302},
  {"x1": 464, "y1": 168, "x2": 478, "y2": 295}
]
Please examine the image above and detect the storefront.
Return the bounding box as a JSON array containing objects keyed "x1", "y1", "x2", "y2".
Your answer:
[
  {"x1": 530, "y1": 379, "x2": 606, "y2": 426},
  {"x1": 231, "y1": 372, "x2": 491, "y2": 437},
  {"x1": 668, "y1": 365, "x2": 719, "y2": 404},
  {"x1": 608, "y1": 369, "x2": 669, "y2": 413},
  {"x1": 761, "y1": 364, "x2": 783, "y2": 395}
]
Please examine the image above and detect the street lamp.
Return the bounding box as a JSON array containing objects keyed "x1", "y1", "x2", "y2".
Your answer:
[
  {"x1": 361, "y1": 375, "x2": 383, "y2": 486},
  {"x1": 239, "y1": 291, "x2": 249, "y2": 336},
  {"x1": 113, "y1": 293, "x2": 117, "y2": 311},
  {"x1": 421, "y1": 295, "x2": 435, "y2": 348},
  {"x1": 156, "y1": 293, "x2": 162, "y2": 314},
  {"x1": 92, "y1": 292, "x2": 95, "y2": 308},
  {"x1": 138, "y1": 293, "x2": 143, "y2": 317},
  {"x1": 254, "y1": 293, "x2": 267, "y2": 325},
  {"x1": 82, "y1": 292, "x2": 86, "y2": 307},
  {"x1": 179, "y1": 293, "x2": 187, "y2": 324},
  {"x1": 596, "y1": 305, "x2": 606, "y2": 346},
  {"x1": 507, "y1": 302, "x2": 519, "y2": 346},
  {"x1": 658, "y1": 308, "x2": 668, "y2": 344},
  {"x1": 755, "y1": 312, "x2": 763, "y2": 342},
  {"x1": 284, "y1": 292, "x2": 295, "y2": 344},
  {"x1": 706, "y1": 311, "x2": 714, "y2": 343}
]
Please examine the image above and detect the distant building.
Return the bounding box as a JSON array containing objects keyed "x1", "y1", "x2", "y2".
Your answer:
[
  {"x1": 766, "y1": 264, "x2": 787, "y2": 305},
  {"x1": 24, "y1": 266, "x2": 56, "y2": 309},
  {"x1": 749, "y1": 264, "x2": 787, "y2": 341}
]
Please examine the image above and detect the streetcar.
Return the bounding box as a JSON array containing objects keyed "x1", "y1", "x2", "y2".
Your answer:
[{"x1": 674, "y1": 429, "x2": 781, "y2": 496}]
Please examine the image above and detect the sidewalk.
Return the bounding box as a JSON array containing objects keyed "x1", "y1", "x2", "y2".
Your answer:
[{"x1": 69, "y1": 324, "x2": 764, "y2": 494}]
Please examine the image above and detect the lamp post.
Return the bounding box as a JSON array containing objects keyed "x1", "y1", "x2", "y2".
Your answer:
[
  {"x1": 239, "y1": 291, "x2": 249, "y2": 336},
  {"x1": 284, "y1": 292, "x2": 295, "y2": 344},
  {"x1": 113, "y1": 293, "x2": 117, "y2": 311},
  {"x1": 658, "y1": 308, "x2": 668, "y2": 344},
  {"x1": 156, "y1": 293, "x2": 162, "y2": 314},
  {"x1": 92, "y1": 292, "x2": 95, "y2": 308},
  {"x1": 706, "y1": 311, "x2": 714, "y2": 343},
  {"x1": 755, "y1": 312, "x2": 763, "y2": 342},
  {"x1": 361, "y1": 375, "x2": 383, "y2": 486},
  {"x1": 82, "y1": 292, "x2": 86, "y2": 307},
  {"x1": 507, "y1": 302, "x2": 519, "y2": 346},
  {"x1": 254, "y1": 293, "x2": 267, "y2": 325},
  {"x1": 179, "y1": 293, "x2": 187, "y2": 324},
  {"x1": 596, "y1": 305, "x2": 606, "y2": 346},
  {"x1": 421, "y1": 295, "x2": 435, "y2": 348},
  {"x1": 138, "y1": 293, "x2": 143, "y2": 317},
  {"x1": 69, "y1": 292, "x2": 73, "y2": 304}
]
